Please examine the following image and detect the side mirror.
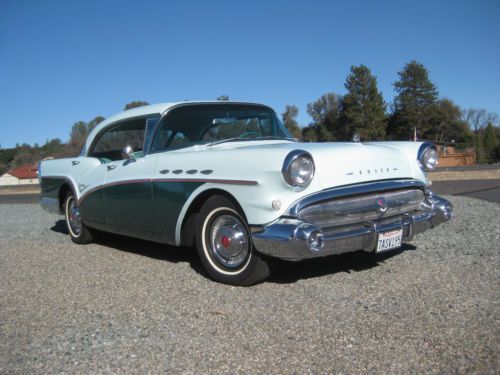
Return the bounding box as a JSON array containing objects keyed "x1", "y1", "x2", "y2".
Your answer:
[{"x1": 122, "y1": 145, "x2": 136, "y2": 161}]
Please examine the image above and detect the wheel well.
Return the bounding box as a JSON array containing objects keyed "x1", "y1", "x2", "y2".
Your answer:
[
  {"x1": 180, "y1": 189, "x2": 246, "y2": 247},
  {"x1": 58, "y1": 184, "x2": 71, "y2": 213}
]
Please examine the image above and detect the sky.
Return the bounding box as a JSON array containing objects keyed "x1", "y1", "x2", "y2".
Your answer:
[{"x1": 0, "y1": 0, "x2": 499, "y2": 148}]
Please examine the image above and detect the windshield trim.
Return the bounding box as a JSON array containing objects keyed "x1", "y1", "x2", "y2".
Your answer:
[{"x1": 206, "y1": 136, "x2": 297, "y2": 147}]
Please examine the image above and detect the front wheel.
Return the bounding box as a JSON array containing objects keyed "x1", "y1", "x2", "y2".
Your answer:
[
  {"x1": 195, "y1": 195, "x2": 272, "y2": 286},
  {"x1": 64, "y1": 191, "x2": 94, "y2": 244}
]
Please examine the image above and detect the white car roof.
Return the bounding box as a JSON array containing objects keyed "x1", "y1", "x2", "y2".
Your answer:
[{"x1": 83, "y1": 101, "x2": 271, "y2": 154}]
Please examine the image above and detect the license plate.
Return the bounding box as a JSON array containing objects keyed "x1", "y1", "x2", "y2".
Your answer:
[{"x1": 376, "y1": 229, "x2": 403, "y2": 253}]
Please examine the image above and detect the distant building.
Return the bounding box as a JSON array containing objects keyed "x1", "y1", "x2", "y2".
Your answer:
[
  {"x1": 436, "y1": 145, "x2": 476, "y2": 167},
  {"x1": 0, "y1": 164, "x2": 39, "y2": 185}
]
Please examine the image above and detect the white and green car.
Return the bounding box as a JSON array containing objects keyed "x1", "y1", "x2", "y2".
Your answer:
[{"x1": 39, "y1": 101, "x2": 452, "y2": 285}]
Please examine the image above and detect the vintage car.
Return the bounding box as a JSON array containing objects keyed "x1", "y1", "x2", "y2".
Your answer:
[{"x1": 39, "y1": 101, "x2": 452, "y2": 285}]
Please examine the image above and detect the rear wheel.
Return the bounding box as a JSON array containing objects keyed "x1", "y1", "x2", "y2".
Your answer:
[
  {"x1": 64, "y1": 191, "x2": 94, "y2": 244},
  {"x1": 195, "y1": 195, "x2": 272, "y2": 286}
]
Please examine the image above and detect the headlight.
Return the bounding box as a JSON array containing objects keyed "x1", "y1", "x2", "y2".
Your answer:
[
  {"x1": 282, "y1": 150, "x2": 315, "y2": 189},
  {"x1": 418, "y1": 143, "x2": 438, "y2": 171}
]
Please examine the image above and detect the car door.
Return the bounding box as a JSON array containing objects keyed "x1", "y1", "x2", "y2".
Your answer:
[
  {"x1": 76, "y1": 160, "x2": 108, "y2": 226},
  {"x1": 103, "y1": 154, "x2": 157, "y2": 237},
  {"x1": 83, "y1": 115, "x2": 161, "y2": 239}
]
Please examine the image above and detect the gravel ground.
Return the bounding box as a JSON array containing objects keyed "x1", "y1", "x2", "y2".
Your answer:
[{"x1": 0, "y1": 196, "x2": 498, "y2": 374}]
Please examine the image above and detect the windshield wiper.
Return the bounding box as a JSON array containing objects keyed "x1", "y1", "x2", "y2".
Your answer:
[{"x1": 206, "y1": 136, "x2": 296, "y2": 147}]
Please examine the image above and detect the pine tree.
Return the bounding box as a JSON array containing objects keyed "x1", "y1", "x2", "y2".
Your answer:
[
  {"x1": 340, "y1": 64, "x2": 386, "y2": 140},
  {"x1": 388, "y1": 61, "x2": 438, "y2": 139}
]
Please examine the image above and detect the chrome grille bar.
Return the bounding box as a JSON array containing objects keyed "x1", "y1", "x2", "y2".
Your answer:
[{"x1": 298, "y1": 188, "x2": 425, "y2": 228}]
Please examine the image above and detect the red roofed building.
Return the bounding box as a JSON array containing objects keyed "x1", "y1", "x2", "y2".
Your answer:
[{"x1": 0, "y1": 164, "x2": 39, "y2": 185}]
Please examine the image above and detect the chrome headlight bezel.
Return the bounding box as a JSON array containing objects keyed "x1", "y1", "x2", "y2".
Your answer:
[
  {"x1": 418, "y1": 142, "x2": 439, "y2": 172},
  {"x1": 282, "y1": 150, "x2": 315, "y2": 189}
]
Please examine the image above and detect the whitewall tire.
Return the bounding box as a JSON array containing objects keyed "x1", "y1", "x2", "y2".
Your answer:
[
  {"x1": 195, "y1": 195, "x2": 272, "y2": 286},
  {"x1": 64, "y1": 192, "x2": 94, "y2": 244}
]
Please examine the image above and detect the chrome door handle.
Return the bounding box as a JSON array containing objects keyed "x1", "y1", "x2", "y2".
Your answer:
[
  {"x1": 72, "y1": 161, "x2": 80, "y2": 166},
  {"x1": 107, "y1": 165, "x2": 117, "y2": 171}
]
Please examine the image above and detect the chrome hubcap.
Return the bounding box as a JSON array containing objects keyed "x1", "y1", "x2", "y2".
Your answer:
[
  {"x1": 209, "y1": 214, "x2": 249, "y2": 268},
  {"x1": 67, "y1": 198, "x2": 82, "y2": 236}
]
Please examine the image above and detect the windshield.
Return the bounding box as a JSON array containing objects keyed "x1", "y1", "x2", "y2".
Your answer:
[{"x1": 150, "y1": 104, "x2": 293, "y2": 152}]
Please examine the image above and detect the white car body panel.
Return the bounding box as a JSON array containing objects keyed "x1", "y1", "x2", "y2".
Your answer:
[{"x1": 39, "y1": 101, "x2": 442, "y2": 250}]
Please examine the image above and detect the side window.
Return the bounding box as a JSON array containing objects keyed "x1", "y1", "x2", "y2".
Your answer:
[
  {"x1": 152, "y1": 126, "x2": 172, "y2": 151},
  {"x1": 89, "y1": 118, "x2": 146, "y2": 161}
]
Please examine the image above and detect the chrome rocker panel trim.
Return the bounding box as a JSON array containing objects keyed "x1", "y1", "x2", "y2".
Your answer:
[{"x1": 252, "y1": 191, "x2": 452, "y2": 261}]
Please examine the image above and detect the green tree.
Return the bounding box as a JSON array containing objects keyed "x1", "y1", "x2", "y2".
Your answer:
[
  {"x1": 68, "y1": 116, "x2": 106, "y2": 156},
  {"x1": 281, "y1": 105, "x2": 302, "y2": 139},
  {"x1": 217, "y1": 95, "x2": 230, "y2": 101},
  {"x1": 461, "y1": 108, "x2": 498, "y2": 134},
  {"x1": 388, "y1": 61, "x2": 438, "y2": 139},
  {"x1": 340, "y1": 64, "x2": 386, "y2": 140},
  {"x1": 304, "y1": 93, "x2": 342, "y2": 141},
  {"x1": 124, "y1": 101, "x2": 150, "y2": 110},
  {"x1": 495, "y1": 126, "x2": 500, "y2": 162},
  {"x1": 425, "y1": 99, "x2": 472, "y2": 144},
  {"x1": 474, "y1": 133, "x2": 486, "y2": 164},
  {"x1": 0, "y1": 148, "x2": 17, "y2": 165},
  {"x1": 88, "y1": 116, "x2": 105, "y2": 133},
  {"x1": 69, "y1": 121, "x2": 89, "y2": 148},
  {"x1": 461, "y1": 108, "x2": 498, "y2": 163},
  {"x1": 483, "y1": 123, "x2": 498, "y2": 163},
  {"x1": 301, "y1": 126, "x2": 318, "y2": 142}
]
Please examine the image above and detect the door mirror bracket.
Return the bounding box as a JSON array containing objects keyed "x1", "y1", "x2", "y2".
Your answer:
[{"x1": 122, "y1": 145, "x2": 136, "y2": 161}]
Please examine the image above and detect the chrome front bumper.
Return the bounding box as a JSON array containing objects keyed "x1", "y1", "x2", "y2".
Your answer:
[{"x1": 251, "y1": 193, "x2": 452, "y2": 261}]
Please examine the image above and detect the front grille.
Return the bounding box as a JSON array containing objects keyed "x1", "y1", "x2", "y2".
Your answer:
[{"x1": 298, "y1": 189, "x2": 425, "y2": 228}]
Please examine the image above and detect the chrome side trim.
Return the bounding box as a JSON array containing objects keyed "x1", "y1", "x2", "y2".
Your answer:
[
  {"x1": 78, "y1": 177, "x2": 258, "y2": 205},
  {"x1": 39, "y1": 197, "x2": 60, "y2": 214},
  {"x1": 154, "y1": 178, "x2": 257, "y2": 185},
  {"x1": 287, "y1": 179, "x2": 426, "y2": 217}
]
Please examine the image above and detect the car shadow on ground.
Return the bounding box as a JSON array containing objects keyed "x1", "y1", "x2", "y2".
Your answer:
[
  {"x1": 50, "y1": 219, "x2": 69, "y2": 235},
  {"x1": 267, "y1": 244, "x2": 416, "y2": 284},
  {"x1": 50, "y1": 219, "x2": 416, "y2": 284},
  {"x1": 50, "y1": 219, "x2": 204, "y2": 274}
]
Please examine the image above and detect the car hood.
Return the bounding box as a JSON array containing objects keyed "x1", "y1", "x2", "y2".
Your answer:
[{"x1": 199, "y1": 140, "x2": 418, "y2": 189}]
